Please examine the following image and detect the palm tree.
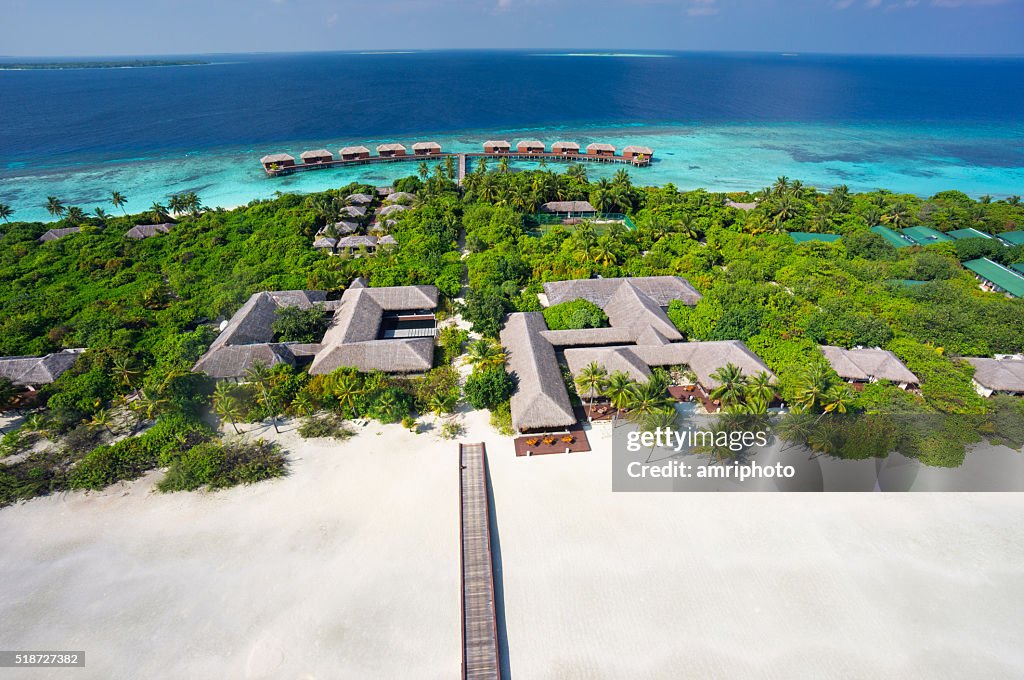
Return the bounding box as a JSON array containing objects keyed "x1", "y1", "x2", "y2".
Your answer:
[
  {"x1": 445, "y1": 155, "x2": 456, "y2": 179},
  {"x1": 150, "y1": 202, "x2": 169, "y2": 223},
  {"x1": 575, "y1": 362, "x2": 609, "y2": 417},
  {"x1": 291, "y1": 391, "x2": 319, "y2": 418},
  {"x1": 746, "y1": 371, "x2": 776, "y2": 405},
  {"x1": 602, "y1": 371, "x2": 634, "y2": 427},
  {"x1": 883, "y1": 202, "x2": 912, "y2": 229},
  {"x1": 45, "y1": 196, "x2": 66, "y2": 219},
  {"x1": 110, "y1": 191, "x2": 128, "y2": 215},
  {"x1": 497, "y1": 157, "x2": 510, "y2": 175},
  {"x1": 428, "y1": 392, "x2": 456, "y2": 418},
  {"x1": 88, "y1": 409, "x2": 115, "y2": 436},
  {"x1": 709, "y1": 363, "x2": 746, "y2": 408},
  {"x1": 772, "y1": 176, "x2": 791, "y2": 197},
  {"x1": 111, "y1": 355, "x2": 140, "y2": 397},
  {"x1": 822, "y1": 383, "x2": 853, "y2": 415},
  {"x1": 625, "y1": 376, "x2": 673, "y2": 423},
  {"x1": 475, "y1": 157, "x2": 489, "y2": 175},
  {"x1": 1006, "y1": 195, "x2": 1021, "y2": 206},
  {"x1": 417, "y1": 161, "x2": 430, "y2": 181},
  {"x1": 93, "y1": 207, "x2": 109, "y2": 224},
  {"x1": 465, "y1": 339, "x2": 506, "y2": 372},
  {"x1": 64, "y1": 206, "x2": 86, "y2": 225},
  {"x1": 794, "y1": 362, "x2": 832, "y2": 413},
  {"x1": 330, "y1": 371, "x2": 364, "y2": 418},
  {"x1": 213, "y1": 382, "x2": 242, "y2": 434},
  {"x1": 168, "y1": 194, "x2": 187, "y2": 216},
  {"x1": 565, "y1": 163, "x2": 588, "y2": 183},
  {"x1": 0, "y1": 202, "x2": 12, "y2": 223}
]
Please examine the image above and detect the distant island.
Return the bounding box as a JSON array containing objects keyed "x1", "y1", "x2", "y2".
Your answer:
[{"x1": 0, "y1": 59, "x2": 210, "y2": 70}]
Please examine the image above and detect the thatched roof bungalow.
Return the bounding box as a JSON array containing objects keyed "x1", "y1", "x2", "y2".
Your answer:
[
  {"x1": 412, "y1": 141, "x2": 442, "y2": 155},
  {"x1": 300, "y1": 149, "x2": 333, "y2": 164},
  {"x1": 126, "y1": 223, "x2": 173, "y2": 240},
  {"x1": 331, "y1": 220, "x2": 360, "y2": 235},
  {"x1": 260, "y1": 153, "x2": 295, "y2": 171},
  {"x1": 313, "y1": 236, "x2": 337, "y2": 251},
  {"x1": 551, "y1": 142, "x2": 580, "y2": 155},
  {"x1": 964, "y1": 356, "x2": 1024, "y2": 397},
  {"x1": 622, "y1": 145, "x2": 653, "y2": 160},
  {"x1": 500, "y1": 313, "x2": 576, "y2": 433},
  {"x1": 377, "y1": 143, "x2": 407, "y2": 158},
  {"x1": 819, "y1": 346, "x2": 919, "y2": 388},
  {"x1": 632, "y1": 341, "x2": 775, "y2": 389},
  {"x1": 385, "y1": 191, "x2": 416, "y2": 205},
  {"x1": 725, "y1": 200, "x2": 758, "y2": 211},
  {"x1": 340, "y1": 146, "x2": 371, "y2": 161},
  {"x1": 335, "y1": 235, "x2": 378, "y2": 253},
  {"x1": 378, "y1": 234, "x2": 398, "y2": 246},
  {"x1": 378, "y1": 204, "x2": 410, "y2": 217},
  {"x1": 564, "y1": 347, "x2": 651, "y2": 383},
  {"x1": 0, "y1": 349, "x2": 86, "y2": 389},
  {"x1": 544, "y1": 276, "x2": 702, "y2": 308},
  {"x1": 540, "y1": 201, "x2": 596, "y2": 216},
  {"x1": 39, "y1": 227, "x2": 81, "y2": 243},
  {"x1": 346, "y1": 193, "x2": 374, "y2": 205},
  {"x1": 517, "y1": 140, "x2": 544, "y2": 154},
  {"x1": 586, "y1": 143, "x2": 616, "y2": 157},
  {"x1": 483, "y1": 140, "x2": 511, "y2": 154},
  {"x1": 341, "y1": 205, "x2": 367, "y2": 219}
]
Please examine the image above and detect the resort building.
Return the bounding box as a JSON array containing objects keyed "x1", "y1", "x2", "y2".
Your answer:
[
  {"x1": 378, "y1": 204, "x2": 410, "y2": 217},
  {"x1": 310, "y1": 279, "x2": 438, "y2": 375},
  {"x1": 948, "y1": 228, "x2": 995, "y2": 241},
  {"x1": 540, "y1": 201, "x2": 597, "y2": 218},
  {"x1": 260, "y1": 153, "x2": 295, "y2": 171},
  {"x1": 871, "y1": 226, "x2": 913, "y2": 248},
  {"x1": 517, "y1": 140, "x2": 545, "y2": 154},
  {"x1": 412, "y1": 142, "x2": 442, "y2": 155},
  {"x1": 725, "y1": 200, "x2": 758, "y2": 211},
  {"x1": 340, "y1": 146, "x2": 371, "y2": 161},
  {"x1": 586, "y1": 143, "x2": 616, "y2": 157},
  {"x1": 0, "y1": 349, "x2": 85, "y2": 390},
  {"x1": 551, "y1": 142, "x2": 580, "y2": 155},
  {"x1": 483, "y1": 140, "x2": 511, "y2": 154},
  {"x1": 313, "y1": 236, "x2": 337, "y2": 251},
  {"x1": 126, "y1": 223, "x2": 173, "y2": 240},
  {"x1": 346, "y1": 193, "x2": 374, "y2": 205},
  {"x1": 385, "y1": 191, "x2": 416, "y2": 205},
  {"x1": 963, "y1": 258, "x2": 1024, "y2": 298},
  {"x1": 622, "y1": 145, "x2": 654, "y2": 161},
  {"x1": 341, "y1": 205, "x2": 367, "y2": 219},
  {"x1": 377, "y1": 143, "x2": 408, "y2": 158},
  {"x1": 964, "y1": 355, "x2": 1024, "y2": 397},
  {"x1": 1012, "y1": 263, "x2": 1024, "y2": 276},
  {"x1": 501, "y1": 276, "x2": 775, "y2": 433},
  {"x1": 331, "y1": 220, "x2": 360, "y2": 235},
  {"x1": 300, "y1": 149, "x2": 333, "y2": 165},
  {"x1": 998, "y1": 230, "x2": 1024, "y2": 247},
  {"x1": 819, "y1": 346, "x2": 919, "y2": 389},
  {"x1": 39, "y1": 227, "x2": 81, "y2": 243},
  {"x1": 789, "y1": 232, "x2": 841, "y2": 245},
  {"x1": 901, "y1": 226, "x2": 954, "y2": 246},
  {"x1": 335, "y1": 235, "x2": 380, "y2": 255}
]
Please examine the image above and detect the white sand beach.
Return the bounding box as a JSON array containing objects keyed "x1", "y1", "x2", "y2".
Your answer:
[{"x1": 1, "y1": 412, "x2": 1023, "y2": 679}]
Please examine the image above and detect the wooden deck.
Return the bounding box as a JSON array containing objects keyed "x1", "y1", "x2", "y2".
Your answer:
[{"x1": 459, "y1": 443, "x2": 501, "y2": 680}]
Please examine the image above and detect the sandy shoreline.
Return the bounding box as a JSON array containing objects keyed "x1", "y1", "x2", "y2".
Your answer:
[{"x1": 1, "y1": 413, "x2": 1022, "y2": 678}]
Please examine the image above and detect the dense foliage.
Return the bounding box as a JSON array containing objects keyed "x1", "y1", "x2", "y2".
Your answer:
[{"x1": 542, "y1": 299, "x2": 609, "y2": 331}]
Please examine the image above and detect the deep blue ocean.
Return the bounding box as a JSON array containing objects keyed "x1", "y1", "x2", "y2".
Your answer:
[{"x1": 2, "y1": 50, "x2": 1023, "y2": 221}]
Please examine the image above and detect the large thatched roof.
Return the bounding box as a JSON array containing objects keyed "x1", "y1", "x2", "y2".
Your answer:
[
  {"x1": 412, "y1": 141, "x2": 441, "y2": 152},
  {"x1": 819, "y1": 346, "x2": 919, "y2": 385},
  {"x1": 633, "y1": 341, "x2": 776, "y2": 389},
  {"x1": 965, "y1": 357, "x2": 1024, "y2": 394},
  {"x1": 385, "y1": 191, "x2": 416, "y2": 204},
  {"x1": 378, "y1": 204, "x2": 410, "y2": 216},
  {"x1": 300, "y1": 149, "x2": 333, "y2": 160},
  {"x1": 312, "y1": 338, "x2": 433, "y2": 374},
  {"x1": 260, "y1": 153, "x2": 294, "y2": 164},
  {"x1": 336, "y1": 235, "x2": 378, "y2": 250},
  {"x1": 564, "y1": 347, "x2": 652, "y2": 383},
  {"x1": 0, "y1": 349, "x2": 85, "y2": 386},
  {"x1": 551, "y1": 142, "x2": 580, "y2": 152},
  {"x1": 377, "y1": 143, "x2": 407, "y2": 153},
  {"x1": 541, "y1": 327, "x2": 636, "y2": 348},
  {"x1": 340, "y1": 146, "x2": 371, "y2": 156},
  {"x1": 331, "y1": 220, "x2": 360, "y2": 235},
  {"x1": 500, "y1": 313, "x2": 576, "y2": 433},
  {"x1": 126, "y1": 223, "x2": 173, "y2": 240},
  {"x1": 483, "y1": 140, "x2": 511, "y2": 149},
  {"x1": 313, "y1": 237, "x2": 337, "y2": 250},
  {"x1": 346, "y1": 193, "x2": 373, "y2": 204},
  {"x1": 341, "y1": 205, "x2": 367, "y2": 218},
  {"x1": 622, "y1": 145, "x2": 654, "y2": 155},
  {"x1": 603, "y1": 281, "x2": 683, "y2": 342},
  {"x1": 540, "y1": 201, "x2": 595, "y2": 214},
  {"x1": 544, "y1": 276, "x2": 702, "y2": 308},
  {"x1": 39, "y1": 227, "x2": 81, "y2": 243},
  {"x1": 586, "y1": 143, "x2": 616, "y2": 153}
]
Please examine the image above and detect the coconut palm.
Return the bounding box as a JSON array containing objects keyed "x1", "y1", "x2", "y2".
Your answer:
[
  {"x1": 0, "y1": 202, "x2": 13, "y2": 222},
  {"x1": 291, "y1": 391, "x2": 319, "y2": 418},
  {"x1": 822, "y1": 383, "x2": 854, "y2": 415},
  {"x1": 183, "y1": 191, "x2": 204, "y2": 217},
  {"x1": 168, "y1": 194, "x2": 187, "y2": 216},
  {"x1": 150, "y1": 202, "x2": 169, "y2": 223},
  {"x1": 110, "y1": 191, "x2": 128, "y2": 215},
  {"x1": 428, "y1": 392, "x2": 456, "y2": 418},
  {"x1": 475, "y1": 158, "x2": 488, "y2": 174},
  {"x1": 111, "y1": 355, "x2": 140, "y2": 396},
  {"x1": 330, "y1": 371, "x2": 364, "y2": 417},
  {"x1": 602, "y1": 370, "x2": 634, "y2": 427},
  {"x1": 445, "y1": 155, "x2": 456, "y2": 179},
  {"x1": 64, "y1": 206, "x2": 86, "y2": 225},
  {"x1": 88, "y1": 409, "x2": 114, "y2": 435},
  {"x1": 709, "y1": 363, "x2": 746, "y2": 407},
  {"x1": 213, "y1": 382, "x2": 243, "y2": 434},
  {"x1": 575, "y1": 362, "x2": 609, "y2": 417},
  {"x1": 497, "y1": 157, "x2": 510, "y2": 175},
  {"x1": 465, "y1": 339, "x2": 506, "y2": 372},
  {"x1": 794, "y1": 362, "x2": 832, "y2": 413},
  {"x1": 625, "y1": 376, "x2": 673, "y2": 423},
  {"x1": 417, "y1": 161, "x2": 430, "y2": 181},
  {"x1": 882, "y1": 202, "x2": 912, "y2": 229},
  {"x1": 93, "y1": 207, "x2": 109, "y2": 223},
  {"x1": 45, "y1": 196, "x2": 66, "y2": 218},
  {"x1": 746, "y1": 371, "x2": 776, "y2": 405}
]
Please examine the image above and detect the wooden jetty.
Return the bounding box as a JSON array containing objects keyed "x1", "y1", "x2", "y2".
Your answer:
[{"x1": 459, "y1": 442, "x2": 501, "y2": 680}]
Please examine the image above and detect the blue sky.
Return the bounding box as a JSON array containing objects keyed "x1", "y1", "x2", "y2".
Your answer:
[{"x1": 1, "y1": 0, "x2": 1021, "y2": 57}]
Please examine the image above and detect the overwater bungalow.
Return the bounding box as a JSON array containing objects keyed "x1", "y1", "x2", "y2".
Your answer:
[
  {"x1": 622, "y1": 145, "x2": 653, "y2": 161},
  {"x1": 819, "y1": 346, "x2": 919, "y2": 390},
  {"x1": 412, "y1": 141, "x2": 442, "y2": 155},
  {"x1": 964, "y1": 356, "x2": 1024, "y2": 397},
  {"x1": 126, "y1": 223, "x2": 173, "y2": 240},
  {"x1": 300, "y1": 149, "x2": 333, "y2": 164},
  {"x1": 586, "y1": 143, "x2": 616, "y2": 157},
  {"x1": 552, "y1": 142, "x2": 580, "y2": 155},
  {"x1": 0, "y1": 349, "x2": 86, "y2": 390},
  {"x1": 377, "y1": 143, "x2": 407, "y2": 158},
  {"x1": 517, "y1": 140, "x2": 544, "y2": 154},
  {"x1": 340, "y1": 146, "x2": 371, "y2": 161},
  {"x1": 483, "y1": 140, "x2": 511, "y2": 154},
  {"x1": 39, "y1": 227, "x2": 81, "y2": 243},
  {"x1": 260, "y1": 153, "x2": 295, "y2": 171}
]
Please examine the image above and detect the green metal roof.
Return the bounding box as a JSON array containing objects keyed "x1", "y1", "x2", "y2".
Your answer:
[
  {"x1": 998, "y1": 231, "x2": 1024, "y2": 246},
  {"x1": 947, "y1": 228, "x2": 994, "y2": 241},
  {"x1": 901, "y1": 226, "x2": 954, "y2": 246},
  {"x1": 963, "y1": 258, "x2": 1024, "y2": 298},
  {"x1": 1011, "y1": 263, "x2": 1024, "y2": 276},
  {"x1": 871, "y1": 226, "x2": 912, "y2": 248},
  {"x1": 789, "y1": 232, "x2": 842, "y2": 244}
]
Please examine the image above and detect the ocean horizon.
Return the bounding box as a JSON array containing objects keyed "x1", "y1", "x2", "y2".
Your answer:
[{"x1": 3, "y1": 50, "x2": 1023, "y2": 221}]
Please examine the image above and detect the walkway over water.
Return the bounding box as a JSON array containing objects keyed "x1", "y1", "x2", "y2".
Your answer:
[{"x1": 459, "y1": 443, "x2": 501, "y2": 680}]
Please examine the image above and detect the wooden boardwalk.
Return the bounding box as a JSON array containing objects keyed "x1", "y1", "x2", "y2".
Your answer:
[
  {"x1": 458, "y1": 153, "x2": 467, "y2": 186},
  {"x1": 459, "y1": 443, "x2": 501, "y2": 680}
]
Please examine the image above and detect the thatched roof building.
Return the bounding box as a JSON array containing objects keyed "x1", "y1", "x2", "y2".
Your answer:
[
  {"x1": 335, "y1": 235, "x2": 378, "y2": 251},
  {"x1": 313, "y1": 237, "x2": 337, "y2": 250},
  {"x1": 551, "y1": 142, "x2": 580, "y2": 155},
  {"x1": 300, "y1": 149, "x2": 333, "y2": 164},
  {"x1": 964, "y1": 356, "x2": 1024, "y2": 397},
  {"x1": 193, "y1": 290, "x2": 328, "y2": 379},
  {"x1": 340, "y1": 146, "x2": 371, "y2": 161},
  {"x1": 483, "y1": 140, "x2": 511, "y2": 153},
  {"x1": 564, "y1": 347, "x2": 651, "y2": 383},
  {"x1": 0, "y1": 349, "x2": 85, "y2": 388},
  {"x1": 126, "y1": 223, "x2": 173, "y2": 240},
  {"x1": 377, "y1": 143, "x2": 408, "y2": 157},
  {"x1": 385, "y1": 191, "x2": 416, "y2": 205},
  {"x1": 260, "y1": 153, "x2": 295, "y2": 170},
  {"x1": 378, "y1": 204, "x2": 410, "y2": 217},
  {"x1": 725, "y1": 200, "x2": 757, "y2": 211},
  {"x1": 310, "y1": 279, "x2": 438, "y2": 375},
  {"x1": 632, "y1": 341, "x2": 775, "y2": 389},
  {"x1": 412, "y1": 141, "x2": 442, "y2": 155},
  {"x1": 586, "y1": 143, "x2": 616, "y2": 156},
  {"x1": 544, "y1": 276, "x2": 702, "y2": 308},
  {"x1": 622, "y1": 145, "x2": 653, "y2": 160},
  {"x1": 819, "y1": 346, "x2": 919, "y2": 387},
  {"x1": 39, "y1": 227, "x2": 81, "y2": 243},
  {"x1": 540, "y1": 201, "x2": 596, "y2": 215},
  {"x1": 346, "y1": 193, "x2": 374, "y2": 205},
  {"x1": 517, "y1": 140, "x2": 544, "y2": 153},
  {"x1": 331, "y1": 220, "x2": 360, "y2": 235},
  {"x1": 378, "y1": 234, "x2": 398, "y2": 246},
  {"x1": 500, "y1": 313, "x2": 576, "y2": 433},
  {"x1": 341, "y1": 205, "x2": 367, "y2": 219}
]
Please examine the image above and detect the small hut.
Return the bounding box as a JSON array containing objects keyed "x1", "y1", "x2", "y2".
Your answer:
[
  {"x1": 378, "y1": 204, "x2": 411, "y2": 217},
  {"x1": 260, "y1": 153, "x2": 296, "y2": 171},
  {"x1": 313, "y1": 236, "x2": 337, "y2": 252},
  {"x1": 483, "y1": 140, "x2": 511, "y2": 154},
  {"x1": 340, "y1": 146, "x2": 371, "y2": 161},
  {"x1": 586, "y1": 143, "x2": 616, "y2": 157},
  {"x1": 300, "y1": 149, "x2": 334, "y2": 164},
  {"x1": 378, "y1": 235, "x2": 398, "y2": 246},
  {"x1": 332, "y1": 220, "x2": 360, "y2": 235},
  {"x1": 552, "y1": 141, "x2": 580, "y2": 155},
  {"x1": 377, "y1": 143, "x2": 408, "y2": 158},
  {"x1": 412, "y1": 141, "x2": 442, "y2": 155},
  {"x1": 517, "y1": 140, "x2": 545, "y2": 154},
  {"x1": 336, "y1": 235, "x2": 378, "y2": 254},
  {"x1": 126, "y1": 223, "x2": 173, "y2": 240},
  {"x1": 385, "y1": 191, "x2": 416, "y2": 205},
  {"x1": 622, "y1": 145, "x2": 654, "y2": 161},
  {"x1": 346, "y1": 193, "x2": 374, "y2": 205},
  {"x1": 39, "y1": 227, "x2": 81, "y2": 243}
]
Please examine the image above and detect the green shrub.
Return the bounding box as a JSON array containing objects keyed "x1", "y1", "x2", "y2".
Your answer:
[
  {"x1": 272, "y1": 306, "x2": 330, "y2": 343},
  {"x1": 464, "y1": 368, "x2": 516, "y2": 410},
  {"x1": 542, "y1": 299, "x2": 609, "y2": 331},
  {"x1": 158, "y1": 439, "x2": 287, "y2": 492},
  {"x1": 297, "y1": 415, "x2": 354, "y2": 440},
  {"x1": 489, "y1": 401, "x2": 514, "y2": 436}
]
